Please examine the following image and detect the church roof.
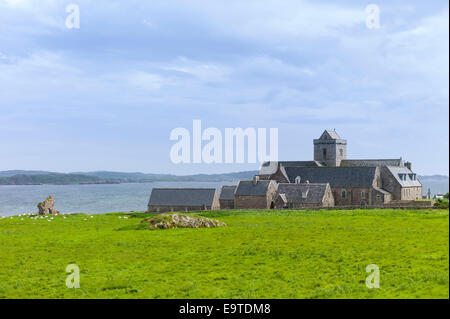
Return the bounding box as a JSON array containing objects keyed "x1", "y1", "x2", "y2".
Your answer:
[
  {"x1": 259, "y1": 160, "x2": 322, "y2": 175},
  {"x1": 340, "y1": 159, "x2": 402, "y2": 167},
  {"x1": 283, "y1": 166, "x2": 378, "y2": 187},
  {"x1": 148, "y1": 188, "x2": 217, "y2": 207}
]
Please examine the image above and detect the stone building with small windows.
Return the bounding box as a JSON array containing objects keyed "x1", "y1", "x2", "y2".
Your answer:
[
  {"x1": 274, "y1": 182, "x2": 335, "y2": 209},
  {"x1": 234, "y1": 177, "x2": 278, "y2": 209},
  {"x1": 256, "y1": 130, "x2": 422, "y2": 207}
]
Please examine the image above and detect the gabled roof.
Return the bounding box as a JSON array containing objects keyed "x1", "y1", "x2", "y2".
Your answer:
[
  {"x1": 148, "y1": 188, "x2": 217, "y2": 207},
  {"x1": 321, "y1": 130, "x2": 341, "y2": 140},
  {"x1": 386, "y1": 166, "x2": 422, "y2": 187},
  {"x1": 219, "y1": 185, "x2": 237, "y2": 200},
  {"x1": 235, "y1": 180, "x2": 276, "y2": 196},
  {"x1": 259, "y1": 161, "x2": 322, "y2": 175},
  {"x1": 280, "y1": 161, "x2": 323, "y2": 167},
  {"x1": 340, "y1": 159, "x2": 402, "y2": 167},
  {"x1": 284, "y1": 167, "x2": 378, "y2": 187},
  {"x1": 277, "y1": 183, "x2": 329, "y2": 204}
]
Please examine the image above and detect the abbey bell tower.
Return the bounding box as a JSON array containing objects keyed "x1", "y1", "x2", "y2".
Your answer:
[{"x1": 313, "y1": 130, "x2": 347, "y2": 167}]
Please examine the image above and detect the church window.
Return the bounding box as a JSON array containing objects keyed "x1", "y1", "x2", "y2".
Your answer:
[
  {"x1": 341, "y1": 190, "x2": 347, "y2": 198},
  {"x1": 323, "y1": 148, "x2": 327, "y2": 158},
  {"x1": 339, "y1": 149, "x2": 343, "y2": 156},
  {"x1": 361, "y1": 191, "x2": 365, "y2": 199}
]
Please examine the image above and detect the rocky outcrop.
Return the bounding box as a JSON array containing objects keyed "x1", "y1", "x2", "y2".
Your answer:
[
  {"x1": 38, "y1": 196, "x2": 60, "y2": 215},
  {"x1": 140, "y1": 213, "x2": 226, "y2": 230}
]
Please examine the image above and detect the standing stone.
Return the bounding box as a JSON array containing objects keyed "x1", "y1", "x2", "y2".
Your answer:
[{"x1": 38, "y1": 196, "x2": 60, "y2": 215}]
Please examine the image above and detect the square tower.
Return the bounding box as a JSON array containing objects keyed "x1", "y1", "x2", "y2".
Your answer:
[{"x1": 313, "y1": 130, "x2": 347, "y2": 167}]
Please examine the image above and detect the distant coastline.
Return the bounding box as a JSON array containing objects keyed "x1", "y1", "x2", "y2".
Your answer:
[
  {"x1": 0, "y1": 170, "x2": 448, "y2": 186},
  {"x1": 0, "y1": 170, "x2": 259, "y2": 185}
]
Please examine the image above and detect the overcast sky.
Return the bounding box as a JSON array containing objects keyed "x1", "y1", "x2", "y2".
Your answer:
[{"x1": 0, "y1": 0, "x2": 448, "y2": 175}]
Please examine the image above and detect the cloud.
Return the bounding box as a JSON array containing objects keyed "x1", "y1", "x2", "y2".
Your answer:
[{"x1": 0, "y1": 1, "x2": 448, "y2": 174}]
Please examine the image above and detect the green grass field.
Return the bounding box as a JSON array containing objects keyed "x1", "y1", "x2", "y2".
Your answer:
[{"x1": 0, "y1": 209, "x2": 448, "y2": 299}]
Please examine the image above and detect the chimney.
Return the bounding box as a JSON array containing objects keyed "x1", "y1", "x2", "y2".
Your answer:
[
  {"x1": 405, "y1": 161, "x2": 411, "y2": 170},
  {"x1": 253, "y1": 175, "x2": 260, "y2": 185}
]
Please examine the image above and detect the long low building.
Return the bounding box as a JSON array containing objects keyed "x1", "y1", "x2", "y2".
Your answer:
[{"x1": 147, "y1": 188, "x2": 220, "y2": 213}]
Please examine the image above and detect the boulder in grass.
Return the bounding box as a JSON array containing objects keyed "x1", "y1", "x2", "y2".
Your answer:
[{"x1": 140, "y1": 213, "x2": 226, "y2": 230}]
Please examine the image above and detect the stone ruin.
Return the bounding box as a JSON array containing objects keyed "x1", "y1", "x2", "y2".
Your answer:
[{"x1": 38, "y1": 196, "x2": 60, "y2": 215}]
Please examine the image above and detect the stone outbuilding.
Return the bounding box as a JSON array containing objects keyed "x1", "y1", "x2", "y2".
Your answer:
[
  {"x1": 147, "y1": 188, "x2": 220, "y2": 213},
  {"x1": 274, "y1": 183, "x2": 334, "y2": 209},
  {"x1": 380, "y1": 166, "x2": 422, "y2": 200},
  {"x1": 219, "y1": 185, "x2": 237, "y2": 209},
  {"x1": 234, "y1": 177, "x2": 278, "y2": 209}
]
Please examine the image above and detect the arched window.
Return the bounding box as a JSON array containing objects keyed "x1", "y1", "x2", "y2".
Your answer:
[
  {"x1": 323, "y1": 148, "x2": 327, "y2": 158},
  {"x1": 341, "y1": 189, "x2": 347, "y2": 198}
]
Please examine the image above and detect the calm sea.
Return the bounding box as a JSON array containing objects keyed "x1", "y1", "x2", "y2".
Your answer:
[
  {"x1": 0, "y1": 180, "x2": 447, "y2": 217},
  {"x1": 0, "y1": 182, "x2": 236, "y2": 217}
]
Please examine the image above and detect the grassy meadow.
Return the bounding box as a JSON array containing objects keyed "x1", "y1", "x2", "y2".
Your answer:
[{"x1": 0, "y1": 209, "x2": 448, "y2": 299}]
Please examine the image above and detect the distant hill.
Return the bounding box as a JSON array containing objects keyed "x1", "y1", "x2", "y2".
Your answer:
[
  {"x1": 0, "y1": 170, "x2": 259, "y2": 185},
  {"x1": 418, "y1": 175, "x2": 449, "y2": 181},
  {"x1": 0, "y1": 173, "x2": 115, "y2": 185},
  {"x1": 76, "y1": 170, "x2": 259, "y2": 182},
  {"x1": 1, "y1": 170, "x2": 447, "y2": 186},
  {"x1": 0, "y1": 170, "x2": 54, "y2": 177}
]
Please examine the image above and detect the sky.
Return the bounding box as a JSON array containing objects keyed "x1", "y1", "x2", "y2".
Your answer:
[{"x1": 0, "y1": 0, "x2": 448, "y2": 175}]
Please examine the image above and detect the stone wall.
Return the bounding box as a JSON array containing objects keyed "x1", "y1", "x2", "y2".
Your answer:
[
  {"x1": 219, "y1": 199, "x2": 234, "y2": 209},
  {"x1": 323, "y1": 184, "x2": 335, "y2": 207},
  {"x1": 331, "y1": 186, "x2": 389, "y2": 206},
  {"x1": 235, "y1": 195, "x2": 269, "y2": 209},
  {"x1": 148, "y1": 205, "x2": 211, "y2": 213},
  {"x1": 148, "y1": 193, "x2": 220, "y2": 213}
]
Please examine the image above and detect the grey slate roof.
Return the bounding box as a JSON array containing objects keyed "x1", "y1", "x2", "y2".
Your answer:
[
  {"x1": 259, "y1": 160, "x2": 322, "y2": 175},
  {"x1": 280, "y1": 161, "x2": 323, "y2": 167},
  {"x1": 277, "y1": 183, "x2": 329, "y2": 204},
  {"x1": 284, "y1": 167, "x2": 377, "y2": 187},
  {"x1": 340, "y1": 159, "x2": 402, "y2": 167},
  {"x1": 219, "y1": 185, "x2": 237, "y2": 200},
  {"x1": 386, "y1": 166, "x2": 422, "y2": 187},
  {"x1": 148, "y1": 188, "x2": 216, "y2": 207},
  {"x1": 323, "y1": 130, "x2": 341, "y2": 139},
  {"x1": 235, "y1": 180, "x2": 276, "y2": 196}
]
